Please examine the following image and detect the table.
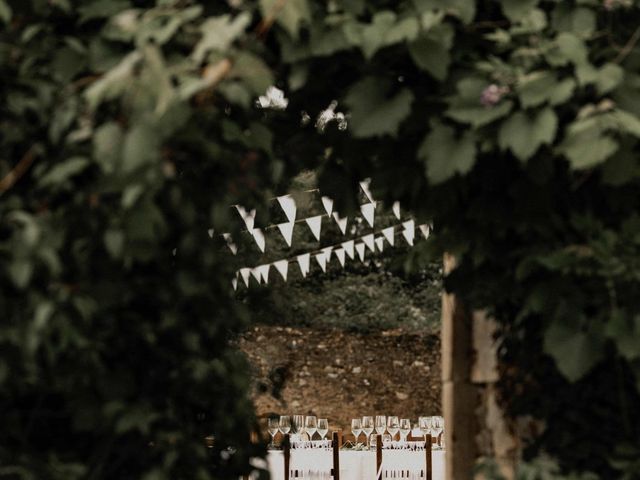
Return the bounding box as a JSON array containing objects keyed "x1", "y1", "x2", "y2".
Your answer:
[{"x1": 266, "y1": 449, "x2": 445, "y2": 480}]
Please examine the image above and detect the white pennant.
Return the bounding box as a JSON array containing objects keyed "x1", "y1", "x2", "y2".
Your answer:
[
  {"x1": 277, "y1": 195, "x2": 297, "y2": 223},
  {"x1": 375, "y1": 237, "x2": 385, "y2": 252},
  {"x1": 382, "y1": 226, "x2": 395, "y2": 246},
  {"x1": 250, "y1": 267, "x2": 262, "y2": 284},
  {"x1": 223, "y1": 233, "x2": 238, "y2": 255},
  {"x1": 360, "y1": 179, "x2": 374, "y2": 202},
  {"x1": 335, "y1": 248, "x2": 346, "y2": 267},
  {"x1": 362, "y1": 233, "x2": 375, "y2": 252},
  {"x1": 305, "y1": 216, "x2": 322, "y2": 241},
  {"x1": 321, "y1": 246, "x2": 333, "y2": 263},
  {"x1": 235, "y1": 205, "x2": 256, "y2": 231},
  {"x1": 208, "y1": 228, "x2": 214, "y2": 238},
  {"x1": 315, "y1": 252, "x2": 327, "y2": 272},
  {"x1": 232, "y1": 276, "x2": 238, "y2": 291},
  {"x1": 355, "y1": 243, "x2": 366, "y2": 262},
  {"x1": 239, "y1": 268, "x2": 251, "y2": 287},
  {"x1": 332, "y1": 212, "x2": 348, "y2": 234},
  {"x1": 392, "y1": 201, "x2": 401, "y2": 220},
  {"x1": 360, "y1": 202, "x2": 376, "y2": 228},
  {"x1": 419, "y1": 224, "x2": 430, "y2": 239},
  {"x1": 257, "y1": 264, "x2": 270, "y2": 284},
  {"x1": 252, "y1": 228, "x2": 266, "y2": 252},
  {"x1": 277, "y1": 222, "x2": 295, "y2": 246},
  {"x1": 341, "y1": 240, "x2": 355, "y2": 259},
  {"x1": 273, "y1": 259, "x2": 289, "y2": 281},
  {"x1": 402, "y1": 219, "x2": 415, "y2": 246},
  {"x1": 321, "y1": 196, "x2": 334, "y2": 216},
  {"x1": 297, "y1": 253, "x2": 310, "y2": 277}
]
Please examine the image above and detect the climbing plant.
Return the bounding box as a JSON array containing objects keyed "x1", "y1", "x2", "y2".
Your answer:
[{"x1": 2, "y1": 0, "x2": 640, "y2": 478}]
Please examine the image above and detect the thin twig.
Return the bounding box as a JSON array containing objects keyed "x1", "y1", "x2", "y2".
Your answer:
[
  {"x1": 255, "y1": 0, "x2": 287, "y2": 39},
  {"x1": 614, "y1": 25, "x2": 640, "y2": 63},
  {"x1": 0, "y1": 146, "x2": 38, "y2": 194}
]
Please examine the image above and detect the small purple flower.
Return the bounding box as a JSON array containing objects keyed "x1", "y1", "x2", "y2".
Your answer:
[{"x1": 480, "y1": 84, "x2": 509, "y2": 108}]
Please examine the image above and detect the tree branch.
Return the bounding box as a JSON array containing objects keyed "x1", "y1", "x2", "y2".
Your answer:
[
  {"x1": 614, "y1": 25, "x2": 640, "y2": 63},
  {"x1": 0, "y1": 146, "x2": 38, "y2": 194}
]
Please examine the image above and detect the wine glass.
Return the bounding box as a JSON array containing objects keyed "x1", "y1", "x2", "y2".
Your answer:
[
  {"x1": 351, "y1": 418, "x2": 362, "y2": 445},
  {"x1": 419, "y1": 416, "x2": 431, "y2": 443},
  {"x1": 375, "y1": 415, "x2": 387, "y2": 436},
  {"x1": 387, "y1": 416, "x2": 399, "y2": 441},
  {"x1": 361, "y1": 416, "x2": 374, "y2": 448},
  {"x1": 293, "y1": 414, "x2": 305, "y2": 439},
  {"x1": 317, "y1": 418, "x2": 329, "y2": 440},
  {"x1": 432, "y1": 416, "x2": 444, "y2": 448},
  {"x1": 399, "y1": 418, "x2": 411, "y2": 442},
  {"x1": 279, "y1": 415, "x2": 291, "y2": 438},
  {"x1": 305, "y1": 415, "x2": 317, "y2": 440},
  {"x1": 268, "y1": 418, "x2": 279, "y2": 448}
]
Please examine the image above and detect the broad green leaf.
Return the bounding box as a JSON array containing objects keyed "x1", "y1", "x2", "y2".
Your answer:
[
  {"x1": 500, "y1": 0, "x2": 538, "y2": 22},
  {"x1": 192, "y1": 13, "x2": 251, "y2": 64},
  {"x1": 558, "y1": 123, "x2": 619, "y2": 170},
  {"x1": 551, "y1": 5, "x2": 596, "y2": 36},
  {"x1": 595, "y1": 63, "x2": 624, "y2": 95},
  {"x1": 310, "y1": 27, "x2": 351, "y2": 57},
  {"x1": 544, "y1": 321, "x2": 605, "y2": 382},
  {"x1": 230, "y1": 52, "x2": 274, "y2": 95},
  {"x1": 346, "y1": 11, "x2": 419, "y2": 59},
  {"x1": 259, "y1": 0, "x2": 310, "y2": 40},
  {"x1": 121, "y1": 124, "x2": 160, "y2": 173},
  {"x1": 419, "y1": 122, "x2": 476, "y2": 184},
  {"x1": 344, "y1": 78, "x2": 414, "y2": 137},
  {"x1": 0, "y1": 0, "x2": 12, "y2": 23},
  {"x1": 78, "y1": 0, "x2": 130, "y2": 23},
  {"x1": 612, "y1": 109, "x2": 640, "y2": 137},
  {"x1": 412, "y1": 0, "x2": 475, "y2": 24},
  {"x1": 408, "y1": 24, "x2": 454, "y2": 81},
  {"x1": 602, "y1": 146, "x2": 640, "y2": 186},
  {"x1": 498, "y1": 108, "x2": 558, "y2": 161},
  {"x1": 446, "y1": 77, "x2": 514, "y2": 127},
  {"x1": 605, "y1": 312, "x2": 640, "y2": 361},
  {"x1": 38, "y1": 157, "x2": 89, "y2": 188},
  {"x1": 510, "y1": 8, "x2": 547, "y2": 35},
  {"x1": 104, "y1": 229, "x2": 125, "y2": 259},
  {"x1": 545, "y1": 32, "x2": 589, "y2": 66},
  {"x1": 9, "y1": 259, "x2": 33, "y2": 289},
  {"x1": 517, "y1": 71, "x2": 576, "y2": 107},
  {"x1": 93, "y1": 122, "x2": 123, "y2": 174},
  {"x1": 85, "y1": 51, "x2": 141, "y2": 110},
  {"x1": 135, "y1": 5, "x2": 202, "y2": 45}
]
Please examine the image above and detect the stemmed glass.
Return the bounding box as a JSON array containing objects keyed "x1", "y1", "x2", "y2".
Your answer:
[
  {"x1": 387, "y1": 416, "x2": 399, "y2": 441},
  {"x1": 351, "y1": 418, "x2": 362, "y2": 445},
  {"x1": 362, "y1": 416, "x2": 374, "y2": 448},
  {"x1": 305, "y1": 415, "x2": 317, "y2": 441},
  {"x1": 375, "y1": 415, "x2": 387, "y2": 437},
  {"x1": 268, "y1": 418, "x2": 279, "y2": 448},
  {"x1": 279, "y1": 415, "x2": 291, "y2": 441},
  {"x1": 419, "y1": 416, "x2": 431, "y2": 443},
  {"x1": 432, "y1": 416, "x2": 444, "y2": 448},
  {"x1": 293, "y1": 414, "x2": 305, "y2": 440},
  {"x1": 399, "y1": 418, "x2": 411, "y2": 442},
  {"x1": 317, "y1": 418, "x2": 329, "y2": 440}
]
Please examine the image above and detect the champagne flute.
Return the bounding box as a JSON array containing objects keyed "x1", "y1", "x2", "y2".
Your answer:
[
  {"x1": 387, "y1": 416, "x2": 399, "y2": 441},
  {"x1": 419, "y1": 416, "x2": 431, "y2": 443},
  {"x1": 375, "y1": 415, "x2": 387, "y2": 436},
  {"x1": 362, "y1": 416, "x2": 374, "y2": 448},
  {"x1": 399, "y1": 418, "x2": 411, "y2": 442},
  {"x1": 305, "y1": 415, "x2": 317, "y2": 441},
  {"x1": 279, "y1": 415, "x2": 291, "y2": 439},
  {"x1": 351, "y1": 418, "x2": 362, "y2": 445},
  {"x1": 268, "y1": 418, "x2": 279, "y2": 448},
  {"x1": 317, "y1": 418, "x2": 329, "y2": 440}
]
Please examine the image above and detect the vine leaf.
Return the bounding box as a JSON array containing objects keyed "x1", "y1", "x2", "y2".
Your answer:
[
  {"x1": 419, "y1": 121, "x2": 476, "y2": 184},
  {"x1": 544, "y1": 321, "x2": 605, "y2": 382},
  {"x1": 498, "y1": 107, "x2": 558, "y2": 162}
]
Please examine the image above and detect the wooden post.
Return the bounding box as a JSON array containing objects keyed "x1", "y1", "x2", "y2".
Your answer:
[
  {"x1": 375, "y1": 434, "x2": 382, "y2": 480},
  {"x1": 332, "y1": 431, "x2": 340, "y2": 480},
  {"x1": 442, "y1": 253, "x2": 476, "y2": 480},
  {"x1": 284, "y1": 433, "x2": 290, "y2": 480},
  {"x1": 425, "y1": 434, "x2": 432, "y2": 480}
]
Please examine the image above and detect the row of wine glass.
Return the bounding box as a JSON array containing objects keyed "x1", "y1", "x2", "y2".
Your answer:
[
  {"x1": 267, "y1": 415, "x2": 330, "y2": 446},
  {"x1": 351, "y1": 415, "x2": 445, "y2": 448}
]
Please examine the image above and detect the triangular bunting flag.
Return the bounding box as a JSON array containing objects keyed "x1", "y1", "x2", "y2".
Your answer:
[
  {"x1": 305, "y1": 216, "x2": 322, "y2": 241},
  {"x1": 382, "y1": 227, "x2": 395, "y2": 247},
  {"x1": 360, "y1": 202, "x2": 376, "y2": 228},
  {"x1": 362, "y1": 233, "x2": 375, "y2": 252},
  {"x1": 332, "y1": 212, "x2": 348, "y2": 234},
  {"x1": 335, "y1": 248, "x2": 346, "y2": 267},
  {"x1": 392, "y1": 201, "x2": 401, "y2": 220},
  {"x1": 402, "y1": 219, "x2": 415, "y2": 246},
  {"x1": 250, "y1": 267, "x2": 261, "y2": 284},
  {"x1": 342, "y1": 240, "x2": 355, "y2": 259},
  {"x1": 232, "y1": 276, "x2": 238, "y2": 291},
  {"x1": 321, "y1": 246, "x2": 333, "y2": 263},
  {"x1": 223, "y1": 233, "x2": 238, "y2": 255},
  {"x1": 375, "y1": 237, "x2": 385, "y2": 252},
  {"x1": 235, "y1": 205, "x2": 256, "y2": 231},
  {"x1": 321, "y1": 196, "x2": 334, "y2": 216},
  {"x1": 315, "y1": 252, "x2": 327, "y2": 272},
  {"x1": 297, "y1": 253, "x2": 310, "y2": 277},
  {"x1": 252, "y1": 228, "x2": 266, "y2": 253},
  {"x1": 419, "y1": 224, "x2": 430, "y2": 239},
  {"x1": 208, "y1": 228, "x2": 214, "y2": 238},
  {"x1": 355, "y1": 243, "x2": 366, "y2": 262},
  {"x1": 257, "y1": 264, "x2": 270, "y2": 284},
  {"x1": 273, "y1": 259, "x2": 289, "y2": 281},
  {"x1": 360, "y1": 179, "x2": 374, "y2": 202},
  {"x1": 277, "y1": 195, "x2": 297, "y2": 223},
  {"x1": 239, "y1": 268, "x2": 251, "y2": 287},
  {"x1": 277, "y1": 222, "x2": 294, "y2": 247}
]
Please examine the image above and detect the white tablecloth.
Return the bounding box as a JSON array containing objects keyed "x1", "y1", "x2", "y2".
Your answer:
[{"x1": 266, "y1": 449, "x2": 445, "y2": 480}]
